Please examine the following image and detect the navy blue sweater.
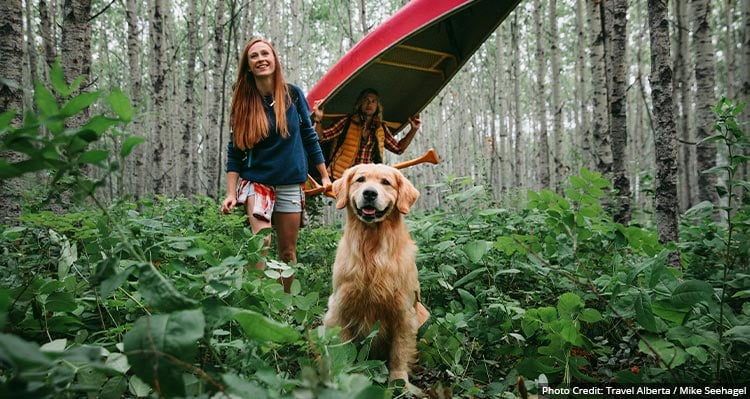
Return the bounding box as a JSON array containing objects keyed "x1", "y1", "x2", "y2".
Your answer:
[{"x1": 226, "y1": 84, "x2": 325, "y2": 185}]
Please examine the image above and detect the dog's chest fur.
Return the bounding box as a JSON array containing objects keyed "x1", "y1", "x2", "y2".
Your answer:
[{"x1": 331, "y1": 220, "x2": 418, "y2": 334}]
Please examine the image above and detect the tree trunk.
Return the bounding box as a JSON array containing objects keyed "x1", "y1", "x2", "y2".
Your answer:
[
  {"x1": 740, "y1": 0, "x2": 750, "y2": 195},
  {"x1": 550, "y1": 0, "x2": 564, "y2": 191},
  {"x1": 692, "y1": 0, "x2": 719, "y2": 206},
  {"x1": 206, "y1": 0, "x2": 225, "y2": 198},
  {"x1": 648, "y1": 0, "x2": 681, "y2": 268},
  {"x1": 150, "y1": 0, "x2": 167, "y2": 194},
  {"x1": 61, "y1": 0, "x2": 92, "y2": 126},
  {"x1": 0, "y1": 0, "x2": 24, "y2": 224},
  {"x1": 179, "y1": 0, "x2": 198, "y2": 194},
  {"x1": 512, "y1": 13, "x2": 523, "y2": 188},
  {"x1": 535, "y1": 0, "x2": 550, "y2": 189},
  {"x1": 125, "y1": 0, "x2": 143, "y2": 197},
  {"x1": 39, "y1": 0, "x2": 57, "y2": 71},
  {"x1": 576, "y1": 0, "x2": 591, "y2": 173},
  {"x1": 587, "y1": 0, "x2": 612, "y2": 177},
  {"x1": 608, "y1": 0, "x2": 631, "y2": 224},
  {"x1": 673, "y1": 0, "x2": 695, "y2": 211}
]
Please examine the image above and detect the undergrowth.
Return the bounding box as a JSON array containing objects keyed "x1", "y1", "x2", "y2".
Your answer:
[{"x1": 1, "y1": 68, "x2": 748, "y2": 398}]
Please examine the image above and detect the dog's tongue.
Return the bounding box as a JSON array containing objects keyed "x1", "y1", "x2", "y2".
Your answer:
[{"x1": 362, "y1": 207, "x2": 377, "y2": 215}]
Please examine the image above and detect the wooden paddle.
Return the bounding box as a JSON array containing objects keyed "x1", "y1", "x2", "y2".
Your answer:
[{"x1": 304, "y1": 148, "x2": 440, "y2": 197}]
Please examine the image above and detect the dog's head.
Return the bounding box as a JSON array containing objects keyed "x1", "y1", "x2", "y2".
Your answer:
[{"x1": 332, "y1": 164, "x2": 419, "y2": 223}]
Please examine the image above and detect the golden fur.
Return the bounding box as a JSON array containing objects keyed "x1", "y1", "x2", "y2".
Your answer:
[{"x1": 323, "y1": 164, "x2": 429, "y2": 383}]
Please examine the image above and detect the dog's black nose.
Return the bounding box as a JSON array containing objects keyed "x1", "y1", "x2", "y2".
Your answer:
[{"x1": 363, "y1": 189, "x2": 378, "y2": 201}]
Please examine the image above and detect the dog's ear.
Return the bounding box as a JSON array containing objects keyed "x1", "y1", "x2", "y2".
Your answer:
[
  {"x1": 396, "y1": 171, "x2": 420, "y2": 214},
  {"x1": 333, "y1": 167, "x2": 353, "y2": 209}
]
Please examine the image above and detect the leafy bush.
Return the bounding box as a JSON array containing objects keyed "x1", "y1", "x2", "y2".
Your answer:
[{"x1": 2, "y1": 72, "x2": 749, "y2": 398}]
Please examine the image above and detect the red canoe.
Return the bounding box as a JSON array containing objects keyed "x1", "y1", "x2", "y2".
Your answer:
[{"x1": 306, "y1": 0, "x2": 521, "y2": 133}]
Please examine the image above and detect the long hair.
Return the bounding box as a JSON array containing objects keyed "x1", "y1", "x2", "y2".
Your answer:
[
  {"x1": 230, "y1": 39, "x2": 290, "y2": 150},
  {"x1": 352, "y1": 88, "x2": 383, "y2": 127}
]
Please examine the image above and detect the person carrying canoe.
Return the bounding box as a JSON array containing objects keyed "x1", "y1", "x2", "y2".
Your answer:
[{"x1": 310, "y1": 88, "x2": 421, "y2": 180}]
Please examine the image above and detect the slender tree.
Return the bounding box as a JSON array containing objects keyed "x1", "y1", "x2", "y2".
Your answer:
[
  {"x1": 608, "y1": 0, "x2": 631, "y2": 224},
  {"x1": 587, "y1": 0, "x2": 612, "y2": 177},
  {"x1": 61, "y1": 0, "x2": 92, "y2": 125},
  {"x1": 0, "y1": 0, "x2": 24, "y2": 224},
  {"x1": 576, "y1": 0, "x2": 591, "y2": 172},
  {"x1": 149, "y1": 0, "x2": 168, "y2": 194},
  {"x1": 512, "y1": 13, "x2": 523, "y2": 188},
  {"x1": 550, "y1": 0, "x2": 565, "y2": 191},
  {"x1": 648, "y1": 0, "x2": 681, "y2": 268},
  {"x1": 535, "y1": 0, "x2": 550, "y2": 189},
  {"x1": 180, "y1": 0, "x2": 199, "y2": 194},
  {"x1": 673, "y1": 0, "x2": 695, "y2": 210},
  {"x1": 692, "y1": 0, "x2": 719, "y2": 206}
]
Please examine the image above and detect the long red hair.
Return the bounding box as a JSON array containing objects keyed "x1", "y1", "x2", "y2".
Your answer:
[{"x1": 230, "y1": 39, "x2": 290, "y2": 150}]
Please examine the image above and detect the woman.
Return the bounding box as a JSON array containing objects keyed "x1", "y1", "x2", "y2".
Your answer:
[
  {"x1": 310, "y1": 88, "x2": 421, "y2": 180},
  {"x1": 221, "y1": 38, "x2": 331, "y2": 293}
]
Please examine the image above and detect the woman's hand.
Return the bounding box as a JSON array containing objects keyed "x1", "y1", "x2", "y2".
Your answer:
[
  {"x1": 312, "y1": 99, "x2": 325, "y2": 123},
  {"x1": 409, "y1": 114, "x2": 421, "y2": 130},
  {"x1": 221, "y1": 195, "x2": 237, "y2": 214}
]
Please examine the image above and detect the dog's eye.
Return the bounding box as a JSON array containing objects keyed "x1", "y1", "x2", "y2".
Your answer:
[
  {"x1": 356, "y1": 176, "x2": 365, "y2": 183},
  {"x1": 381, "y1": 179, "x2": 391, "y2": 186}
]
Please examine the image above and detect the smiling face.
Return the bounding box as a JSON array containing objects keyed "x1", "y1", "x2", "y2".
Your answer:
[
  {"x1": 333, "y1": 164, "x2": 420, "y2": 224},
  {"x1": 359, "y1": 93, "x2": 380, "y2": 117},
  {"x1": 247, "y1": 41, "x2": 276, "y2": 77}
]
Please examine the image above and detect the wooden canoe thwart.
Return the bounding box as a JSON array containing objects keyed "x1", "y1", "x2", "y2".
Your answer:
[{"x1": 306, "y1": 0, "x2": 522, "y2": 133}]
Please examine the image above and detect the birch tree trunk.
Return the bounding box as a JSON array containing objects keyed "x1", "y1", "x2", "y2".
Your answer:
[
  {"x1": 608, "y1": 0, "x2": 631, "y2": 224},
  {"x1": 39, "y1": 0, "x2": 57, "y2": 71},
  {"x1": 61, "y1": 0, "x2": 92, "y2": 126},
  {"x1": 0, "y1": 0, "x2": 24, "y2": 224},
  {"x1": 150, "y1": 0, "x2": 167, "y2": 194},
  {"x1": 512, "y1": 13, "x2": 523, "y2": 188},
  {"x1": 587, "y1": 0, "x2": 612, "y2": 177},
  {"x1": 576, "y1": 0, "x2": 591, "y2": 173},
  {"x1": 739, "y1": 0, "x2": 750, "y2": 191},
  {"x1": 206, "y1": 0, "x2": 225, "y2": 198},
  {"x1": 673, "y1": 0, "x2": 694, "y2": 211},
  {"x1": 549, "y1": 0, "x2": 564, "y2": 191},
  {"x1": 179, "y1": 0, "x2": 198, "y2": 194},
  {"x1": 535, "y1": 0, "x2": 550, "y2": 189},
  {"x1": 24, "y1": 0, "x2": 38, "y2": 111},
  {"x1": 692, "y1": 0, "x2": 719, "y2": 205},
  {"x1": 126, "y1": 0, "x2": 144, "y2": 197},
  {"x1": 648, "y1": 0, "x2": 681, "y2": 268}
]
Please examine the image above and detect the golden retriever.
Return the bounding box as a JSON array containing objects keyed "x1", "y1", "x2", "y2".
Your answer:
[{"x1": 323, "y1": 163, "x2": 430, "y2": 383}]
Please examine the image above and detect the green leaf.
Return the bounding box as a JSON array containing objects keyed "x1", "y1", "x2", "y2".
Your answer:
[
  {"x1": 671, "y1": 280, "x2": 713, "y2": 307},
  {"x1": 638, "y1": 336, "x2": 687, "y2": 368},
  {"x1": 78, "y1": 149, "x2": 110, "y2": 165},
  {"x1": 462, "y1": 240, "x2": 493, "y2": 263},
  {"x1": 123, "y1": 309, "x2": 205, "y2": 398},
  {"x1": 138, "y1": 263, "x2": 198, "y2": 312},
  {"x1": 233, "y1": 309, "x2": 300, "y2": 343},
  {"x1": 724, "y1": 326, "x2": 750, "y2": 345},
  {"x1": 0, "y1": 110, "x2": 16, "y2": 130},
  {"x1": 453, "y1": 267, "x2": 487, "y2": 288},
  {"x1": 121, "y1": 136, "x2": 145, "y2": 157},
  {"x1": 557, "y1": 292, "x2": 583, "y2": 319},
  {"x1": 44, "y1": 291, "x2": 77, "y2": 312},
  {"x1": 61, "y1": 91, "x2": 100, "y2": 117},
  {"x1": 107, "y1": 88, "x2": 133, "y2": 122},
  {"x1": 34, "y1": 81, "x2": 60, "y2": 117},
  {"x1": 579, "y1": 308, "x2": 602, "y2": 323},
  {"x1": 634, "y1": 293, "x2": 658, "y2": 332},
  {"x1": 82, "y1": 115, "x2": 120, "y2": 135},
  {"x1": 457, "y1": 288, "x2": 478, "y2": 313},
  {"x1": 0, "y1": 333, "x2": 51, "y2": 368},
  {"x1": 686, "y1": 346, "x2": 708, "y2": 363},
  {"x1": 49, "y1": 59, "x2": 70, "y2": 97}
]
